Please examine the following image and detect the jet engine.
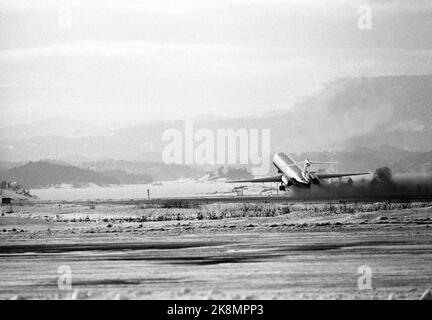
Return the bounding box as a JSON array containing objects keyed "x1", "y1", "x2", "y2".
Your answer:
[
  {"x1": 309, "y1": 173, "x2": 320, "y2": 185},
  {"x1": 279, "y1": 175, "x2": 292, "y2": 191},
  {"x1": 281, "y1": 175, "x2": 289, "y2": 186}
]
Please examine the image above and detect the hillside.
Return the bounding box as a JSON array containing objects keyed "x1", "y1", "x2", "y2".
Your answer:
[
  {"x1": 266, "y1": 74, "x2": 432, "y2": 152},
  {"x1": 393, "y1": 151, "x2": 432, "y2": 173},
  {"x1": 84, "y1": 160, "x2": 203, "y2": 181},
  {"x1": 292, "y1": 147, "x2": 427, "y2": 174},
  {"x1": 0, "y1": 161, "x2": 119, "y2": 188},
  {"x1": 0, "y1": 160, "x2": 20, "y2": 172},
  {"x1": 0, "y1": 74, "x2": 431, "y2": 162},
  {"x1": 330, "y1": 75, "x2": 432, "y2": 150},
  {"x1": 100, "y1": 170, "x2": 152, "y2": 184}
]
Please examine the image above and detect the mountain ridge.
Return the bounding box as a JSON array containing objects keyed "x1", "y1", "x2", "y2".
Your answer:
[{"x1": 1, "y1": 74, "x2": 431, "y2": 162}]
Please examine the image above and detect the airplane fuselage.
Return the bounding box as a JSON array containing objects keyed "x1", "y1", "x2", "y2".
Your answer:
[{"x1": 273, "y1": 152, "x2": 313, "y2": 188}]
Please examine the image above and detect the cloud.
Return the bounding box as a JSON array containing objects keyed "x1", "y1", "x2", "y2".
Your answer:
[
  {"x1": 2, "y1": 40, "x2": 432, "y2": 78},
  {"x1": 1, "y1": 0, "x2": 431, "y2": 125},
  {"x1": 2, "y1": 0, "x2": 432, "y2": 51},
  {"x1": 0, "y1": 40, "x2": 248, "y2": 59}
]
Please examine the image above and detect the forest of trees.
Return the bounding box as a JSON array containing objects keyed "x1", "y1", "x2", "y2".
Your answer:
[
  {"x1": 209, "y1": 166, "x2": 253, "y2": 180},
  {"x1": 0, "y1": 161, "x2": 154, "y2": 188},
  {"x1": 0, "y1": 161, "x2": 120, "y2": 188}
]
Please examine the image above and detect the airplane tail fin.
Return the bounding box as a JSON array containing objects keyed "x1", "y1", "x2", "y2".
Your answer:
[{"x1": 300, "y1": 159, "x2": 337, "y2": 176}]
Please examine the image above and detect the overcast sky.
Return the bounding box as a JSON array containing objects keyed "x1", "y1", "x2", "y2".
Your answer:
[{"x1": 1, "y1": 0, "x2": 431, "y2": 125}]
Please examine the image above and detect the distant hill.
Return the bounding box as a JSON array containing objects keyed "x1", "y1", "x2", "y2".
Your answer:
[
  {"x1": 100, "y1": 169, "x2": 152, "y2": 184},
  {"x1": 84, "y1": 160, "x2": 203, "y2": 181},
  {"x1": 291, "y1": 147, "x2": 432, "y2": 175},
  {"x1": 0, "y1": 74, "x2": 431, "y2": 162},
  {"x1": 263, "y1": 74, "x2": 432, "y2": 152},
  {"x1": 207, "y1": 166, "x2": 254, "y2": 181},
  {"x1": 393, "y1": 151, "x2": 432, "y2": 173},
  {"x1": 0, "y1": 160, "x2": 21, "y2": 172},
  {"x1": 0, "y1": 161, "x2": 119, "y2": 188},
  {"x1": 292, "y1": 146, "x2": 417, "y2": 173},
  {"x1": 0, "y1": 147, "x2": 429, "y2": 189},
  {"x1": 329, "y1": 75, "x2": 432, "y2": 150}
]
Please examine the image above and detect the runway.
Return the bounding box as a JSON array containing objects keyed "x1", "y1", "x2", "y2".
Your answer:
[
  {"x1": 2, "y1": 195, "x2": 431, "y2": 299},
  {"x1": 38, "y1": 193, "x2": 432, "y2": 206},
  {"x1": 1, "y1": 228, "x2": 431, "y2": 300}
]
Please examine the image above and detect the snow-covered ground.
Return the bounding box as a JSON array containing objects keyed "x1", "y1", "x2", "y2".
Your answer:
[
  {"x1": 30, "y1": 181, "x2": 276, "y2": 201},
  {"x1": 1, "y1": 201, "x2": 431, "y2": 300}
]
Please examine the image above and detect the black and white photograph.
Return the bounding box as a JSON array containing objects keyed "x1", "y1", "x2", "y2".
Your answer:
[{"x1": 0, "y1": 0, "x2": 432, "y2": 307}]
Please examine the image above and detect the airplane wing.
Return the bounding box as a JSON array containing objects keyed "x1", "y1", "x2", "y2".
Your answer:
[
  {"x1": 315, "y1": 172, "x2": 369, "y2": 179},
  {"x1": 226, "y1": 175, "x2": 283, "y2": 183}
]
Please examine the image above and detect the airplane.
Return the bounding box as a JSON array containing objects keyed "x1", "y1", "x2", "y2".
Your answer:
[{"x1": 227, "y1": 152, "x2": 369, "y2": 191}]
